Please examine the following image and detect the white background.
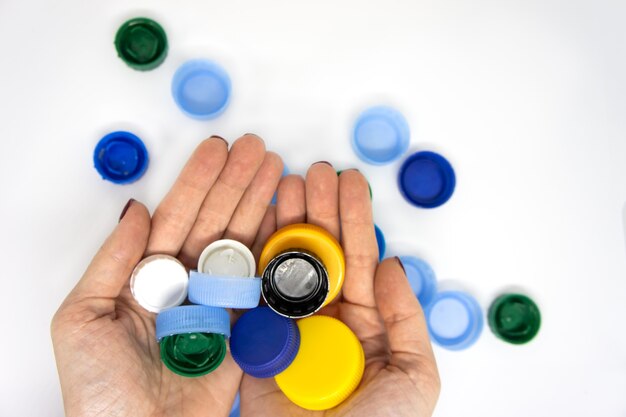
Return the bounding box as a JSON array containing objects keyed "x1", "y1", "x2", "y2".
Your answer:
[{"x1": 1, "y1": 0, "x2": 625, "y2": 416}]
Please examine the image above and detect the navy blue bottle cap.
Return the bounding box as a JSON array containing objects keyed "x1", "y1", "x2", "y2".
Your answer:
[
  {"x1": 398, "y1": 256, "x2": 437, "y2": 307},
  {"x1": 172, "y1": 59, "x2": 232, "y2": 119},
  {"x1": 352, "y1": 106, "x2": 410, "y2": 165},
  {"x1": 230, "y1": 306, "x2": 300, "y2": 378},
  {"x1": 374, "y1": 224, "x2": 386, "y2": 261},
  {"x1": 398, "y1": 151, "x2": 456, "y2": 208},
  {"x1": 425, "y1": 291, "x2": 483, "y2": 350},
  {"x1": 94, "y1": 131, "x2": 149, "y2": 184}
]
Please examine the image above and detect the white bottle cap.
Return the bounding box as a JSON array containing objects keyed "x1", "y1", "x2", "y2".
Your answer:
[
  {"x1": 130, "y1": 254, "x2": 189, "y2": 313},
  {"x1": 197, "y1": 239, "x2": 256, "y2": 277}
]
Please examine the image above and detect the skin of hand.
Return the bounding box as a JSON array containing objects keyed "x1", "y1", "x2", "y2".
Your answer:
[
  {"x1": 51, "y1": 134, "x2": 285, "y2": 417},
  {"x1": 239, "y1": 163, "x2": 441, "y2": 417}
]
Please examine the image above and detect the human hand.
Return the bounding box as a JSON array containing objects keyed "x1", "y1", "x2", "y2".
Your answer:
[
  {"x1": 51, "y1": 135, "x2": 283, "y2": 417},
  {"x1": 240, "y1": 163, "x2": 440, "y2": 417}
]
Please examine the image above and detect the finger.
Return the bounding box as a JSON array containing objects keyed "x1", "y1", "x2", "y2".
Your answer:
[
  {"x1": 146, "y1": 137, "x2": 228, "y2": 256},
  {"x1": 251, "y1": 205, "x2": 277, "y2": 261},
  {"x1": 276, "y1": 174, "x2": 306, "y2": 228},
  {"x1": 375, "y1": 258, "x2": 438, "y2": 383},
  {"x1": 339, "y1": 169, "x2": 379, "y2": 307},
  {"x1": 65, "y1": 200, "x2": 151, "y2": 315},
  {"x1": 179, "y1": 134, "x2": 266, "y2": 267},
  {"x1": 305, "y1": 162, "x2": 340, "y2": 239},
  {"x1": 223, "y1": 152, "x2": 283, "y2": 247}
]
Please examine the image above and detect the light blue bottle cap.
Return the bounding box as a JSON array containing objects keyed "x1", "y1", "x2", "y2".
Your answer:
[
  {"x1": 352, "y1": 106, "x2": 410, "y2": 165},
  {"x1": 374, "y1": 224, "x2": 386, "y2": 261},
  {"x1": 425, "y1": 291, "x2": 483, "y2": 350},
  {"x1": 398, "y1": 256, "x2": 437, "y2": 307},
  {"x1": 93, "y1": 131, "x2": 149, "y2": 184},
  {"x1": 229, "y1": 392, "x2": 240, "y2": 417},
  {"x1": 156, "y1": 305, "x2": 230, "y2": 342},
  {"x1": 188, "y1": 271, "x2": 262, "y2": 309},
  {"x1": 172, "y1": 59, "x2": 231, "y2": 119}
]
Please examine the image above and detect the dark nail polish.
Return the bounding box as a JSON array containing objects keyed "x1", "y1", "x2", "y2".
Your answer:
[
  {"x1": 313, "y1": 161, "x2": 333, "y2": 167},
  {"x1": 119, "y1": 199, "x2": 136, "y2": 222},
  {"x1": 395, "y1": 256, "x2": 406, "y2": 274},
  {"x1": 210, "y1": 135, "x2": 228, "y2": 145}
]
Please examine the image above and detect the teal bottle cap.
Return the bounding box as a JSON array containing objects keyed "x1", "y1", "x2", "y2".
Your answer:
[
  {"x1": 114, "y1": 17, "x2": 168, "y2": 71},
  {"x1": 488, "y1": 293, "x2": 541, "y2": 344}
]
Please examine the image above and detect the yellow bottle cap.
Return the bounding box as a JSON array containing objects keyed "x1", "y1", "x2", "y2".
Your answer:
[
  {"x1": 258, "y1": 224, "x2": 345, "y2": 306},
  {"x1": 275, "y1": 315, "x2": 364, "y2": 410}
]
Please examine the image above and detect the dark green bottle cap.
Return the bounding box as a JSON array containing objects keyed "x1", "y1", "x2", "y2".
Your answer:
[
  {"x1": 115, "y1": 17, "x2": 168, "y2": 71},
  {"x1": 488, "y1": 293, "x2": 541, "y2": 344},
  {"x1": 160, "y1": 332, "x2": 226, "y2": 377}
]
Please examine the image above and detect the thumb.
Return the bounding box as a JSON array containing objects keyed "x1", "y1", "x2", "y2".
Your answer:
[
  {"x1": 63, "y1": 199, "x2": 151, "y2": 317},
  {"x1": 374, "y1": 258, "x2": 439, "y2": 390}
]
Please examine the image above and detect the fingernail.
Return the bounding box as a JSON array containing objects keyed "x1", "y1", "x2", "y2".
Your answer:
[
  {"x1": 345, "y1": 168, "x2": 360, "y2": 173},
  {"x1": 210, "y1": 135, "x2": 228, "y2": 145},
  {"x1": 244, "y1": 133, "x2": 262, "y2": 139},
  {"x1": 119, "y1": 199, "x2": 136, "y2": 222},
  {"x1": 313, "y1": 161, "x2": 333, "y2": 167},
  {"x1": 395, "y1": 256, "x2": 406, "y2": 274}
]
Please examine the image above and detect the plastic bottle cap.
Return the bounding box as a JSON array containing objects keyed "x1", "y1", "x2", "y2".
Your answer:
[
  {"x1": 172, "y1": 59, "x2": 232, "y2": 119},
  {"x1": 259, "y1": 224, "x2": 345, "y2": 309},
  {"x1": 275, "y1": 315, "x2": 364, "y2": 410},
  {"x1": 398, "y1": 151, "x2": 456, "y2": 208},
  {"x1": 160, "y1": 332, "x2": 226, "y2": 377},
  {"x1": 425, "y1": 291, "x2": 483, "y2": 350},
  {"x1": 229, "y1": 392, "x2": 240, "y2": 417},
  {"x1": 488, "y1": 293, "x2": 541, "y2": 344},
  {"x1": 188, "y1": 271, "x2": 261, "y2": 309},
  {"x1": 130, "y1": 254, "x2": 187, "y2": 313},
  {"x1": 261, "y1": 251, "x2": 329, "y2": 318},
  {"x1": 230, "y1": 306, "x2": 300, "y2": 378},
  {"x1": 155, "y1": 305, "x2": 231, "y2": 341},
  {"x1": 272, "y1": 164, "x2": 290, "y2": 205},
  {"x1": 94, "y1": 131, "x2": 149, "y2": 184},
  {"x1": 352, "y1": 106, "x2": 410, "y2": 165},
  {"x1": 197, "y1": 239, "x2": 256, "y2": 276},
  {"x1": 114, "y1": 17, "x2": 168, "y2": 71},
  {"x1": 374, "y1": 224, "x2": 386, "y2": 261},
  {"x1": 398, "y1": 256, "x2": 437, "y2": 307}
]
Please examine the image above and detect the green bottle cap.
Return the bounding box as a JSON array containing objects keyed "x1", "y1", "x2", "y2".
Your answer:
[
  {"x1": 488, "y1": 293, "x2": 541, "y2": 344},
  {"x1": 115, "y1": 17, "x2": 168, "y2": 71},
  {"x1": 160, "y1": 332, "x2": 226, "y2": 377}
]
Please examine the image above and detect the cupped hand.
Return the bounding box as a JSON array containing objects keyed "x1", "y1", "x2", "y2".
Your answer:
[
  {"x1": 240, "y1": 163, "x2": 441, "y2": 417},
  {"x1": 51, "y1": 135, "x2": 283, "y2": 417}
]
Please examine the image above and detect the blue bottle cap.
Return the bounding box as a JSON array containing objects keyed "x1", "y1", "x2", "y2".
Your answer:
[
  {"x1": 229, "y1": 392, "x2": 240, "y2": 417},
  {"x1": 271, "y1": 164, "x2": 290, "y2": 205},
  {"x1": 399, "y1": 256, "x2": 437, "y2": 307},
  {"x1": 93, "y1": 131, "x2": 149, "y2": 184},
  {"x1": 172, "y1": 59, "x2": 231, "y2": 119},
  {"x1": 352, "y1": 106, "x2": 410, "y2": 165},
  {"x1": 398, "y1": 151, "x2": 455, "y2": 208},
  {"x1": 374, "y1": 224, "x2": 386, "y2": 261},
  {"x1": 156, "y1": 305, "x2": 231, "y2": 342},
  {"x1": 188, "y1": 271, "x2": 262, "y2": 309},
  {"x1": 425, "y1": 291, "x2": 483, "y2": 350},
  {"x1": 230, "y1": 306, "x2": 300, "y2": 378}
]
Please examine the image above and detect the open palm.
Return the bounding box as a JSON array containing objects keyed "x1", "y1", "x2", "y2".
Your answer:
[
  {"x1": 52, "y1": 135, "x2": 284, "y2": 417},
  {"x1": 240, "y1": 163, "x2": 440, "y2": 417}
]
